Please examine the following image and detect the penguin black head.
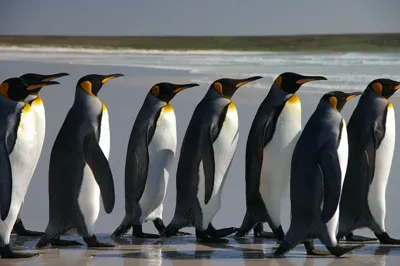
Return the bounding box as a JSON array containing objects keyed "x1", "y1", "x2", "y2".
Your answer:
[
  {"x1": 77, "y1": 73, "x2": 124, "y2": 97},
  {"x1": 322, "y1": 91, "x2": 362, "y2": 112},
  {"x1": 150, "y1": 82, "x2": 199, "y2": 103},
  {"x1": 0, "y1": 77, "x2": 59, "y2": 101},
  {"x1": 367, "y1": 78, "x2": 400, "y2": 99},
  {"x1": 211, "y1": 76, "x2": 263, "y2": 99},
  {"x1": 20, "y1": 72, "x2": 69, "y2": 95},
  {"x1": 274, "y1": 72, "x2": 327, "y2": 94}
]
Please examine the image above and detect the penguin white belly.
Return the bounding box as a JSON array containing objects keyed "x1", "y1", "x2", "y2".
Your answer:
[
  {"x1": 197, "y1": 102, "x2": 239, "y2": 230},
  {"x1": 325, "y1": 119, "x2": 348, "y2": 245},
  {"x1": 31, "y1": 97, "x2": 46, "y2": 170},
  {"x1": 368, "y1": 103, "x2": 395, "y2": 232},
  {"x1": 139, "y1": 105, "x2": 177, "y2": 223},
  {"x1": 77, "y1": 105, "x2": 109, "y2": 234},
  {"x1": 260, "y1": 96, "x2": 301, "y2": 227},
  {"x1": 0, "y1": 106, "x2": 36, "y2": 245}
]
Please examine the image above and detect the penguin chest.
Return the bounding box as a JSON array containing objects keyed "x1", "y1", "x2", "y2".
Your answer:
[
  {"x1": 139, "y1": 105, "x2": 177, "y2": 221},
  {"x1": 77, "y1": 105, "x2": 110, "y2": 228},
  {"x1": 368, "y1": 103, "x2": 395, "y2": 229},
  {"x1": 337, "y1": 120, "x2": 349, "y2": 187},
  {"x1": 197, "y1": 102, "x2": 239, "y2": 227},
  {"x1": 31, "y1": 98, "x2": 45, "y2": 166},
  {"x1": 6, "y1": 106, "x2": 37, "y2": 222},
  {"x1": 259, "y1": 97, "x2": 302, "y2": 220}
]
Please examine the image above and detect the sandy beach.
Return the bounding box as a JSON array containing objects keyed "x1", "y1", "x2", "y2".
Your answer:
[{"x1": 1, "y1": 52, "x2": 400, "y2": 265}]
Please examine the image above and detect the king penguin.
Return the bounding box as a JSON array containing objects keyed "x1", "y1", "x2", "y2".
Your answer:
[
  {"x1": 36, "y1": 73, "x2": 123, "y2": 248},
  {"x1": 111, "y1": 82, "x2": 199, "y2": 238},
  {"x1": 235, "y1": 72, "x2": 327, "y2": 240},
  {"x1": 337, "y1": 79, "x2": 400, "y2": 244},
  {"x1": 163, "y1": 76, "x2": 262, "y2": 243},
  {"x1": 8, "y1": 72, "x2": 69, "y2": 237},
  {"x1": 0, "y1": 77, "x2": 58, "y2": 258},
  {"x1": 270, "y1": 91, "x2": 364, "y2": 258}
]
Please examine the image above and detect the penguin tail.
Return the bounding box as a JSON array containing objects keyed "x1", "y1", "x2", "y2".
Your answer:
[{"x1": 111, "y1": 216, "x2": 132, "y2": 237}]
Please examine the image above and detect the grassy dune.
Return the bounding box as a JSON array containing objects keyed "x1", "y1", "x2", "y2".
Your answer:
[{"x1": 0, "y1": 34, "x2": 399, "y2": 52}]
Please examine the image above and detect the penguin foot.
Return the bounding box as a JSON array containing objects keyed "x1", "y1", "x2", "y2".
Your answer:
[
  {"x1": 345, "y1": 233, "x2": 377, "y2": 242},
  {"x1": 326, "y1": 244, "x2": 364, "y2": 257},
  {"x1": 234, "y1": 230, "x2": 247, "y2": 237},
  {"x1": 174, "y1": 231, "x2": 192, "y2": 236},
  {"x1": 272, "y1": 239, "x2": 297, "y2": 257},
  {"x1": 209, "y1": 227, "x2": 238, "y2": 238},
  {"x1": 196, "y1": 229, "x2": 229, "y2": 243},
  {"x1": 133, "y1": 232, "x2": 160, "y2": 239},
  {"x1": 254, "y1": 231, "x2": 276, "y2": 238},
  {"x1": 13, "y1": 220, "x2": 44, "y2": 237},
  {"x1": 84, "y1": 235, "x2": 116, "y2": 248},
  {"x1": 376, "y1": 232, "x2": 400, "y2": 245},
  {"x1": 303, "y1": 241, "x2": 330, "y2": 256},
  {"x1": 111, "y1": 223, "x2": 132, "y2": 237},
  {"x1": 51, "y1": 239, "x2": 83, "y2": 246},
  {"x1": 0, "y1": 245, "x2": 39, "y2": 259}
]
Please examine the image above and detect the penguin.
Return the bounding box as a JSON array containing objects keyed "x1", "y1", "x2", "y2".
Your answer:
[
  {"x1": 163, "y1": 76, "x2": 262, "y2": 243},
  {"x1": 111, "y1": 82, "x2": 199, "y2": 238},
  {"x1": 235, "y1": 72, "x2": 327, "y2": 241},
  {"x1": 270, "y1": 91, "x2": 364, "y2": 258},
  {"x1": 9, "y1": 72, "x2": 69, "y2": 237},
  {"x1": 36, "y1": 73, "x2": 123, "y2": 248},
  {"x1": 337, "y1": 79, "x2": 400, "y2": 244},
  {"x1": 0, "y1": 77, "x2": 59, "y2": 258}
]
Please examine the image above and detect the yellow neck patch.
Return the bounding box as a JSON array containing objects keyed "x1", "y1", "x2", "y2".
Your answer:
[
  {"x1": 228, "y1": 101, "x2": 236, "y2": 111},
  {"x1": 329, "y1": 96, "x2": 337, "y2": 110},
  {"x1": 388, "y1": 102, "x2": 393, "y2": 110},
  {"x1": 0, "y1": 82, "x2": 9, "y2": 98},
  {"x1": 287, "y1": 94, "x2": 300, "y2": 104},
  {"x1": 22, "y1": 103, "x2": 32, "y2": 113},
  {"x1": 163, "y1": 104, "x2": 174, "y2": 113},
  {"x1": 32, "y1": 95, "x2": 43, "y2": 106},
  {"x1": 102, "y1": 103, "x2": 108, "y2": 112},
  {"x1": 80, "y1": 81, "x2": 95, "y2": 96}
]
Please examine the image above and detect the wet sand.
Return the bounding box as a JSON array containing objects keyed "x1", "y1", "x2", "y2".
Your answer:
[{"x1": 1, "y1": 59, "x2": 400, "y2": 265}]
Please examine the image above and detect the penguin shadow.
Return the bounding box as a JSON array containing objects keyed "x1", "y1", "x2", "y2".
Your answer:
[{"x1": 39, "y1": 248, "x2": 95, "y2": 266}]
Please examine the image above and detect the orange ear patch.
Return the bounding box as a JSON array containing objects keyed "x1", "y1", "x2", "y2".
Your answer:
[
  {"x1": 0, "y1": 82, "x2": 9, "y2": 98},
  {"x1": 275, "y1": 76, "x2": 282, "y2": 89},
  {"x1": 329, "y1": 96, "x2": 337, "y2": 110},
  {"x1": 214, "y1": 82, "x2": 223, "y2": 96},
  {"x1": 151, "y1": 85, "x2": 160, "y2": 97},
  {"x1": 371, "y1": 82, "x2": 382, "y2": 96}
]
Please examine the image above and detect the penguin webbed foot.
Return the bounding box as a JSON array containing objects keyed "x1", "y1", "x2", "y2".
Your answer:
[
  {"x1": 345, "y1": 232, "x2": 377, "y2": 242},
  {"x1": 111, "y1": 223, "x2": 132, "y2": 238},
  {"x1": 84, "y1": 235, "x2": 116, "y2": 248},
  {"x1": 0, "y1": 245, "x2": 39, "y2": 259},
  {"x1": 303, "y1": 241, "x2": 330, "y2": 256},
  {"x1": 196, "y1": 230, "x2": 229, "y2": 244},
  {"x1": 133, "y1": 232, "x2": 160, "y2": 239},
  {"x1": 51, "y1": 239, "x2": 83, "y2": 246},
  {"x1": 13, "y1": 219, "x2": 44, "y2": 237},
  {"x1": 255, "y1": 231, "x2": 276, "y2": 238},
  {"x1": 376, "y1": 232, "x2": 400, "y2": 245},
  {"x1": 207, "y1": 224, "x2": 237, "y2": 238},
  {"x1": 270, "y1": 239, "x2": 296, "y2": 257},
  {"x1": 326, "y1": 244, "x2": 364, "y2": 257}
]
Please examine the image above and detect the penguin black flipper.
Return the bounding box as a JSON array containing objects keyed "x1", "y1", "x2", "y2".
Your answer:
[
  {"x1": 0, "y1": 139, "x2": 12, "y2": 221},
  {"x1": 318, "y1": 141, "x2": 342, "y2": 223},
  {"x1": 203, "y1": 126, "x2": 215, "y2": 205},
  {"x1": 83, "y1": 133, "x2": 115, "y2": 214}
]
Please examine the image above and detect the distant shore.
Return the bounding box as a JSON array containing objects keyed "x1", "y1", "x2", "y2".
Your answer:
[{"x1": 0, "y1": 34, "x2": 400, "y2": 52}]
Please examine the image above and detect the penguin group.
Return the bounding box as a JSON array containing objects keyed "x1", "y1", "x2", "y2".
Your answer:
[{"x1": 1, "y1": 71, "x2": 400, "y2": 259}]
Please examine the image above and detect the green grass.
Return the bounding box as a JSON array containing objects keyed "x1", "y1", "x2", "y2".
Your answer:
[{"x1": 0, "y1": 34, "x2": 400, "y2": 52}]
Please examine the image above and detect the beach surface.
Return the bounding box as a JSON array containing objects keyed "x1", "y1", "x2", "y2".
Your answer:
[{"x1": 1, "y1": 49, "x2": 400, "y2": 265}]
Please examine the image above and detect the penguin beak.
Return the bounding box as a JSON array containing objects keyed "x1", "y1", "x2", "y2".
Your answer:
[
  {"x1": 26, "y1": 80, "x2": 60, "y2": 91},
  {"x1": 102, "y1": 73, "x2": 124, "y2": 84},
  {"x1": 173, "y1": 83, "x2": 199, "y2": 93},
  {"x1": 42, "y1": 72, "x2": 69, "y2": 81},
  {"x1": 296, "y1": 76, "x2": 327, "y2": 85},
  {"x1": 394, "y1": 83, "x2": 400, "y2": 90},
  {"x1": 235, "y1": 76, "x2": 263, "y2": 88},
  {"x1": 345, "y1": 92, "x2": 362, "y2": 101}
]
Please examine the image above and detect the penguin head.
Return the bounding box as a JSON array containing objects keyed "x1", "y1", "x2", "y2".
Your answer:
[
  {"x1": 211, "y1": 76, "x2": 263, "y2": 99},
  {"x1": 274, "y1": 72, "x2": 327, "y2": 94},
  {"x1": 0, "y1": 77, "x2": 59, "y2": 101},
  {"x1": 77, "y1": 73, "x2": 124, "y2": 97},
  {"x1": 322, "y1": 91, "x2": 362, "y2": 112},
  {"x1": 150, "y1": 82, "x2": 199, "y2": 103},
  {"x1": 367, "y1": 78, "x2": 400, "y2": 99},
  {"x1": 20, "y1": 72, "x2": 69, "y2": 95}
]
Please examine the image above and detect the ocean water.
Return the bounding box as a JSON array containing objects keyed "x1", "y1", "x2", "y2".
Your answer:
[
  {"x1": 1, "y1": 47, "x2": 400, "y2": 265},
  {"x1": 1, "y1": 46, "x2": 400, "y2": 94}
]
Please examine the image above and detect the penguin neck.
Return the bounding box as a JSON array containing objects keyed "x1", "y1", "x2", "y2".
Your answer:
[
  {"x1": 146, "y1": 93, "x2": 169, "y2": 111},
  {"x1": 74, "y1": 87, "x2": 103, "y2": 111},
  {"x1": 264, "y1": 84, "x2": 293, "y2": 106},
  {"x1": 205, "y1": 88, "x2": 232, "y2": 104},
  {"x1": 316, "y1": 100, "x2": 342, "y2": 121}
]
